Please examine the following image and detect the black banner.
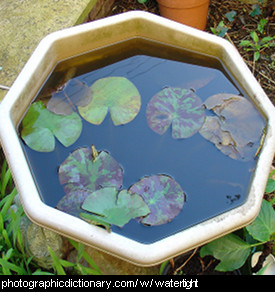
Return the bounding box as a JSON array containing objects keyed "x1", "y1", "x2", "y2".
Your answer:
[{"x1": 0, "y1": 275, "x2": 267, "y2": 291}]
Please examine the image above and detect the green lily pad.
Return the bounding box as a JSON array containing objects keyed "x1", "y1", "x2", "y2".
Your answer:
[
  {"x1": 146, "y1": 87, "x2": 205, "y2": 139},
  {"x1": 21, "y1": 101, "x2": 82, "y2": 152},
  {"x1": 199, "y1": 93, "x2": 265, "y2": 161},
  {"x1": 81, "y1": 187, "x2": 150, "y2": 228},
  {"x1": 128, "y1": 175, "x2": 185, "y2": 226},
  {"x1": 47, "y1": 78, "x2": 92, "y2": 115},
  {"x1": 57, "y1": 146, "x2": 123, "y2": 217},
  {"x1": 78, "y1": 77, "x2": 141, "y2": 126}
]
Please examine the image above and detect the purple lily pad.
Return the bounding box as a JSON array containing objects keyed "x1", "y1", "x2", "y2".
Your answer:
[
  {"x1": 128, "y1": 175, "x2": 185, "y2": 226},
  {"x1": 146, "y1": 87, "x2": 205, "y2": 139},
  {"x1": 57, "y1": 185, "x2": 91, "y2": 217},
  {"x1": 47, "y1": 78, "x2": 91, "y2": 115},
  {"x1": 57, "y1": 146, "x2": 123, "y2": 216}
]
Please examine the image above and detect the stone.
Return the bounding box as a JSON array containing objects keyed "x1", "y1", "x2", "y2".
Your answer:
[
  {"x1": 85, "y1": 246, "x2": 160, "y2": 275},
  {"x1": 19, "y1": 216, "x2": 63, "y2": 270},
  {"x1": 0, "y1": 0, "x2": 99, "y2": 102}
]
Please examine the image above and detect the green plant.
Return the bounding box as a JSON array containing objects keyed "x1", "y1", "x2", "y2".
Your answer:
[
  {"x1": 210, "y1": 21, "x2": 229, "y2": 37},
  {"x1": 200, "y1": 199, "x2": 275, "y2": 273},
  {"x1": 250, "y1": 0, "x2": 264, "y2": 17},
  {"x1": 0, "y1": 157, "x2": 101, "y2": 275},
  {"x1": 48, "y1": 239, "x2": 101, "y2": 275},
  {"x1": 239, "y1": 1, "x2": 274, "y2": 62},
  {"x1": 240, "y1": 29, "x2": 274, "y2": 62},
  {"x1": 210, "y1": 2, "x2": 274, "y2": 63},
  {"x1": 0, "y1": 180, "x2": 42, "y2": 274},
  {"x1": 210, "y1": 10, "x2": 236, "y2": 38},
  {"x1": 265, "y1": 169, "x2": 275, "y2": 205}
]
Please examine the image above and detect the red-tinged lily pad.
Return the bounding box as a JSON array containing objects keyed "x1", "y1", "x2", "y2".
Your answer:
[
  {"x1": 47, "y1": 78, "x2": 92, "y2": 115},
  {"x1": 146, "y1": 87, "x2": 205, "y2": 139},
  {"x1": 78, "y1": 76, "x2": 141, "y2": 126},
  {"x1": 57, "y1": 185, "x2": 91, "y2": 217},
  {"x1": 21, "y1": 101, "x2": 82, "y2": 152},
  {"x1": 129, "y1": 175, "x2": 185, "y2": 226},
  {"x1": 81, "y1": 187, "x2": 150, "y2": 228},
  {"x1": 57, "y1": 146, "x2": 123, "y2": 217},
  {"x1": 199, "y1": 93, "x2": 265, "y2": 161}
]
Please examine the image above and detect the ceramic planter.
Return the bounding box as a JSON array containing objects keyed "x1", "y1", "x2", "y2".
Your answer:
[
  {"x1": 0, "y1": 11, "x2": 275, "y2": 267},
  {"x1": 251, "y1": 252, "x2": 275, "y2": 275},
  {"x1": 157, "y1": 0, "x2": 210, "y2": 30}
]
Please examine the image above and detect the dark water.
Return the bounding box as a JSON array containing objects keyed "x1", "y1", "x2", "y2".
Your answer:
[{"x1": 20, "y1": 39, "x2": 263, "y2": 243}]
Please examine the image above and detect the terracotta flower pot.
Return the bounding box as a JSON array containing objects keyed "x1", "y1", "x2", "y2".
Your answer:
[{"x1": 157, "y1": 0, "x2": 210, "y2": 30}]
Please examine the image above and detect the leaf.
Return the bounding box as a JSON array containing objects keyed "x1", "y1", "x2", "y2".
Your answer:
[
  {"x1": 81, "y1": 187, "x2": 150, "y2": 228},
  {"x1": 21, "y1": 101, "x2": 82, "y2": 152},
  {"x1": 225, "y1": 11, "x2": 237, "y2": 22},
  {"x1": 216, "y1": 21, "x2": 228, "y2": 37},
  {"x1": 80, "y1": 212, "x2": 111, "y2": 231},
  {"x1": 128, "y1": 175, "x2": 185, "y2": 226},
  {"x1": 261, "y1": 36, "x2": 274, "y2": 44},
  {"x1": 239, "y1": 40, "x2": 253, "y2": 47},
  {"x1": 57, "y1": 146, "x2": 123, "y2": 217},
  {"x1": 48, "y1": 246, "x2": 66, "y2": 275},
  {"x1": 199, "y1": 93, "x2": 265, "y2": 161},
  {"x1": 47, "y1": 78, "x2": 92, "y2": 115},
  {"x1": 254, "y1": 51, "x2": 260, "y2": 62},
  {"x1": 250, "y1": 4, "x2": 262, "y2": 17},
  {"x1": 146, "y1": 87, "x2": 205, "y2": 139},
  {"x1": 200, "y1": 234, "x2": 251, "y2": 272},
  {"x1": 251, "y1": 31, "x2": 259, "y2": 43},
  {"x1": 257, "y1": 18, "x2": 267, "y2": 34},
  {"x1": 245, "y1": 200, "x2": 275, "y2": 242},
  {"x1": 265, "y1": 178, "x2": 275, "y2": 194},
  {"x1": 78, "y1": 77, "x2": 141, "y2": 126}
]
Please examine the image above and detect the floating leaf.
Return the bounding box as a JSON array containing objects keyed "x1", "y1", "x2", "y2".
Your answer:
[
  {"x1": 81, "y1": 187, "x2": 150, "y2": 228},
  {"x1": 47, "y1": 78, "x2": 92, "y2": 115},
  {"x1": 57, "y1": 185, "x2": 91, "y2": 217},
  {"x1": 128, "y1": 175, "x2": 185, "y2": 226},
  {"x1": 78, "y1": 77, "x2": 141, "y2": 126},
  {"x1": 199, "y1": 93, "x2": 265, "y2": 161},
  {"x1": 146, "y1": 87, "x2": 205, "y2": 139},
  {"x1": 80, "y1": 212, "x2": 112, "y2": 232},
  {"x1": 57, "y1": 146, "x2": 123, "y2": 217},
  {"x1": 21, "y1": 101, "x2": 82, "y2": 152}
]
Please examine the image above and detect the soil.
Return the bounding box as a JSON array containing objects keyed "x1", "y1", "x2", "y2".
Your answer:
[{"x1": 107, "y1": 0, "x2": 275, "y2": 106}]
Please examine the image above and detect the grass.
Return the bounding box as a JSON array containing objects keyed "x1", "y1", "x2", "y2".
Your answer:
[{"x1": 0, "y1": 154, "x2": 101, "y2": 275}]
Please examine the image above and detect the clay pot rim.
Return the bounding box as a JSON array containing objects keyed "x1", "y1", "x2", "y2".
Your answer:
[{"x1": 157, "y1": 0, "x2": 210, "y2": 9}]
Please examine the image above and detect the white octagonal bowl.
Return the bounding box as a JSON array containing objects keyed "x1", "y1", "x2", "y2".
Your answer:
[{"x1": 0, "y1": 11, "x2": 275, "y2": 266}]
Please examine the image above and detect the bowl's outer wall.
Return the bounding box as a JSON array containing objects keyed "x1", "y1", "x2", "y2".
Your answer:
[{"x1": 0, "y1": 12, "x2": 275, "y2": 266}]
